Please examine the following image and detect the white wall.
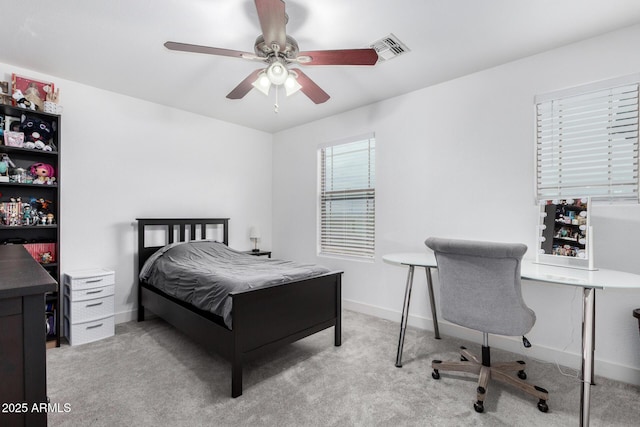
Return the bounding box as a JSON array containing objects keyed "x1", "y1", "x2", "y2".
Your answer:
[
  {"x1": 272, "y1": 25, "x2": 640, "y2": 385},
  {"x1": 1, "y1": 62, "x2": 273, "y2": 323}
]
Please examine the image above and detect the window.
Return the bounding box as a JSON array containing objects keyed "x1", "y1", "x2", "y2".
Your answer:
[
  {"x1": 319, "y1": 134, "x2": 375, "y2": 259},
  {"x1": 535, "y1": 75, "x2": 639, "y2": 203}
]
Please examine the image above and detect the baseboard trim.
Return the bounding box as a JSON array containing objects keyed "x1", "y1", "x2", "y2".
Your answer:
[
  {"x1": 115, "y1": 309, "x2": 137, "y2": 324},
  {"x1": 342, "y1": 298, "x2": 640, "y2": 386}
]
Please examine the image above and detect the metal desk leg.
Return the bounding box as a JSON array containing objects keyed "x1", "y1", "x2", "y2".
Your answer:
[
  {"x1": 395, "y1": 265, "x2": 415, "y2": 367},
  {"x1": 425, "y1": 267, "x2": 440, "y2": 339},
  {"x1": 580, "y1": 288, "x2": 596, "y2": 427}
]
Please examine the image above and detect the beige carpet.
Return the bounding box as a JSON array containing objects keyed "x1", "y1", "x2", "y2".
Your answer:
[{"x1": 46, "y1": 310, "x2": 640, "y2": 426}]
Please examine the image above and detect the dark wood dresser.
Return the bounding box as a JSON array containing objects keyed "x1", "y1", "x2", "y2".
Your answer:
[{"x1": 0, "y1": 245, "x2": 57, "y2": 427}]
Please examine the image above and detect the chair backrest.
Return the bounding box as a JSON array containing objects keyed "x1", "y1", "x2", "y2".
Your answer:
[{"x1": 425, "y1": 237, "x2": 535, "y2": 337}]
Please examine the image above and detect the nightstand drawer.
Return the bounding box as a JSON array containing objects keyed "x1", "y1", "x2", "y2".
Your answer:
[
  {"x1": 64, "y1": 268, "x2": 115, "y2": 290},
  {"x1": 66, "y1": 295, "x2": 114, "y2": 322},
  {"x1": 65, "y1": 315, "x2": 114, "y2": 346},
  {"x1": 65, "y1": 284, "x2": 114, "y2": 302}
]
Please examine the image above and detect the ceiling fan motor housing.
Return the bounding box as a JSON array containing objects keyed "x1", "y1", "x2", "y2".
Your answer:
[{"x1": 254, "y1": 35, "x2": 299, "y2": 61}]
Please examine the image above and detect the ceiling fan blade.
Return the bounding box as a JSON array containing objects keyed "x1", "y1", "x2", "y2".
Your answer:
[
  {"x1": 226, "y1": 69, "x2": 265, "y2": 99},
  {"x1": 254, "y1": 0, "x2": 287, "y2": 52},
  {"x1": 291, "y1": 68, "x2": 330, "y2": 104},
  {"x1": 164, "y1": 41, "x2": 257, "y2": 60},
  {"x1": 298, "y1": 49, "x2": 379, "y2": 66}
]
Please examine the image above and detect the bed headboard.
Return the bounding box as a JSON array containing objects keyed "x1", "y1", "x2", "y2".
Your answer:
[{"x1": 136, "y1": 218, "x2": 229, "y2": 274}]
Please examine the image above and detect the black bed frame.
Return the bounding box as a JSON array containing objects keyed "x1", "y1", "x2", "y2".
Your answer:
[{"x1": 136, "y1": 218, "x2": 342, "y2": 397}]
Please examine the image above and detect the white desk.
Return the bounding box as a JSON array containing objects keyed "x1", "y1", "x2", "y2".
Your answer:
[
  {"x1": 383, "y1": 251, "x2": 640, "y2": 426},
  {"x1": 382, "y1": 252, "x2": 440, "y2": 368}
]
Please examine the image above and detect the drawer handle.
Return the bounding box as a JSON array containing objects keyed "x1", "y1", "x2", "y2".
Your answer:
[
  {"x1": 86, "y1": 302, "x2": 103, "y2": 308},
  {"x1": 85, "y1": 279, "x2": 103, "y2": 283},
  {"x1": 86, "y1": 289, "x2": 104, "y2": 295},
  {"x1": 86, "y1": 323, "x2": 103, "y2": 330}
]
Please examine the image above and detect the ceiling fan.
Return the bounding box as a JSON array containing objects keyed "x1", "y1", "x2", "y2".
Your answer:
[{"x1": 164, "y1": 0, "x2": 379, "y2": 105}]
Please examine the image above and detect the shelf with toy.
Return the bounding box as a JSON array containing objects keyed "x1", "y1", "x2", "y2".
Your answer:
[
  {"x1": 0, "y1": 100, "x2": 61, "y2": 117},
  {"x1": 0, "y1": 99, "x2": 61, "y2": 347},
  {"x1": 0, "y1": 182, "x2": 58, "y2": 188},
  {"x1": 0, "y1": 145, "x2": 58, "y2": 156},
  {"x1": 0, "y1": 153, "x2": 57, "y2": 185},
  {"x1": 0, "y1": 198, "x2": 56, "y2": 227}
]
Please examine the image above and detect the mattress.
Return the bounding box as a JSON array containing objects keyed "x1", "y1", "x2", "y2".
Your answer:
[{"x1": 140, "y1": 241, "x2": 331, "y2": 328}]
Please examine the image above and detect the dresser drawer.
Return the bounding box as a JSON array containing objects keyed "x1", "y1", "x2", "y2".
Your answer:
[
  {"x1": 64, "y1": 269, "x2": 115, "y2": 291},
  {"x1": 66, "y1": 295, "x2": 114, "y2": 323},
  {"x1": 64, "y1": 315, "x2": 114, "y2": 346},
  {"x1": 65, "y1": 284, "x2": 114, "y2": 302}
]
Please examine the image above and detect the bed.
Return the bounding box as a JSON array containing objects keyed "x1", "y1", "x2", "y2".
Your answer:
[{"x1": 136, "y1": 218, "x2": 343, "y2": 397}]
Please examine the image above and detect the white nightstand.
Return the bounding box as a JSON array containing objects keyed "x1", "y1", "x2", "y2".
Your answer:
[{"x1": 63, "y1": 268, "x2": 115, "y2": 346}]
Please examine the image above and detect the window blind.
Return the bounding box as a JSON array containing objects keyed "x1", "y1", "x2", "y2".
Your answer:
[
  {"x1": 319, "y1": 136, "x2": 375, "y2": 258},
  {"x1": 536, "y1": 81, "x2": 639, "y2": 202}
]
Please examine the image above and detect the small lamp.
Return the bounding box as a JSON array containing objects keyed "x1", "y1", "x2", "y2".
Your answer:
[{"x1": 249, "y1": 226, "x2": 261, "y2": 252}]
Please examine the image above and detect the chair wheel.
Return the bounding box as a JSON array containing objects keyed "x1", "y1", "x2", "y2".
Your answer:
[
  {"x1": 432, "y1": 370, "x2": 440, "y2": 380},
  {"x1": 537, "y1": 400, "x2": 549, "y2": 413},
  {"x1": 517, "y1": 370, "x2": 527, "y2": 380},
  {"x1": 474, "y1": 401, "x2": 484, "y2": 413}
]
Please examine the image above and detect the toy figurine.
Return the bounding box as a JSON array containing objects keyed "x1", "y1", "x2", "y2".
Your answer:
[
  {"x1": 12, "y1": 89, "x2": 36, "y2": 110},
  {"x1": 22, "y1": 204, "x2": 32, "y2": 225},
  {"x1": 40, "y1": 252, "x2": 52, "y2": 264},
  {"x1": 36, "y1": 198, "x2": 52, "y2": 210},
  {"x1": 0, "y1": 154, "x2": 16, "y2": 181},
  {"x1": 30, "y1": 163, "x2": 56, "y2": 185}
]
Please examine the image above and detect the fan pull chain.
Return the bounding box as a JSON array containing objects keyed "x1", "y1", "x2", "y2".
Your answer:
[{"x1": 274, "y1": 86, "x2": 279, "y2": 113}]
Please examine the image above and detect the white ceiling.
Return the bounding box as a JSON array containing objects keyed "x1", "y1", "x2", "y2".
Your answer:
[{"x1": 2, "y1": 0, "x2": 640, "y2": 133}]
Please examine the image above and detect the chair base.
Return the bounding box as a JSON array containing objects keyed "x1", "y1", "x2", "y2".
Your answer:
[{"x1": 432, "y1": 345, "x2": 549, "y2": 413}]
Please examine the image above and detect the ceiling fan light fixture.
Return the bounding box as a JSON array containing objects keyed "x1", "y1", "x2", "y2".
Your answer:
[
  {"x1": 252, "y1": 72, "x2": 271, "y2": 96},
  {"x1": 284, "y1": 71, "x2": 302, "y2": 96},
  {"x1": 266, "y1": 60, "x2": 288, "y2": 86}
]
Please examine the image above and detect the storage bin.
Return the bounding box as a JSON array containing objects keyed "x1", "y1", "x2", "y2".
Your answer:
[{"x1": 63, "y1": 268, "x2": 115, "y2": 345}]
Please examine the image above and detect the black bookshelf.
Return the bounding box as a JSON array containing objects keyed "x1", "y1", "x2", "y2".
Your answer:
[{"x1": 0, "y1": 103, "x2": 61, "y2": 347}]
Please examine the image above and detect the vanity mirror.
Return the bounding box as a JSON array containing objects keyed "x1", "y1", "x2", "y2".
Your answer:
[{"x1": 536, "y1": 198, "x2": 595, "y2": 270}]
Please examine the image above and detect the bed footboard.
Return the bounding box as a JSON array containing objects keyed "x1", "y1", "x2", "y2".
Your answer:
[{"x1": 229, "y1": 271, "x2": 342, "y2": 397}]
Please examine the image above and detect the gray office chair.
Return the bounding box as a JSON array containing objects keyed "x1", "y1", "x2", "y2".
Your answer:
[{"x1": 425, "y1": 237, "x2": 549, "y2": 414}]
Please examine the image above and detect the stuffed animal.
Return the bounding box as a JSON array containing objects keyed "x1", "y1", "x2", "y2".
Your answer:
[
  {"x1": 20, "y1": 114, "x2": 56, "y2": 150},
  {"x1": 12, "y1": 89, "x2": 36, "y2": 110}
]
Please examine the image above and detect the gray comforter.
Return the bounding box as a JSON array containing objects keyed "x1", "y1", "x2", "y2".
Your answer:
[{"x1": 139, "y1": 241, "x2": 331, "y2": 329}]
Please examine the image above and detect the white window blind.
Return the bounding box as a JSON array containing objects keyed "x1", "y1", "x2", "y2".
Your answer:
[
  {"x1": 535, "y1": 78, "x2": 639, "y2": 202},
  {"x1": 319, "y1": 135, "x2": 375, "y2": 259}
]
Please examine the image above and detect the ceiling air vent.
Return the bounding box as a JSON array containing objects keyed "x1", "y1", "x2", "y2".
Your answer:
[{"x1": 370, "y1": 33, "x2": 410, "y2": 62}]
